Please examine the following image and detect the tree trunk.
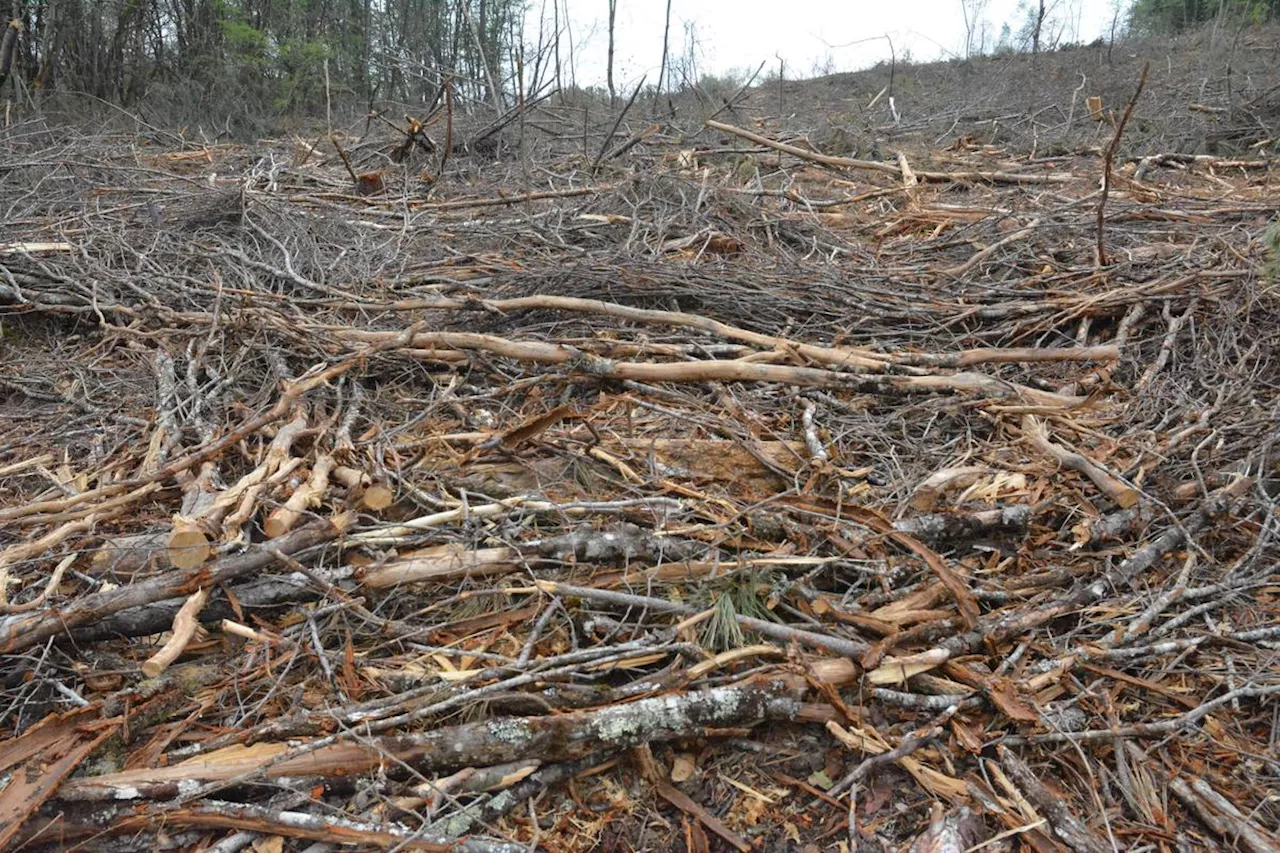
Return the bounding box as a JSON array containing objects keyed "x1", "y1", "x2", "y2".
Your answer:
[
  {"x1": 605, "y1": 0, "x2": 616, "y2": 105},
  {"x1": 655, "y1": 0, "x2": 671, "y2": 108},
  {"x1": 0, "y1": 17, "x2": 19, "y2": 91},
  {"x1": 552, "y1": 0, "x2": 562, "y2": 97},
  {"x1": 34, "y1": 0, "x2": 62, "y2": 97},
  {"x1": 1032, "y1": 0, "x2": 1045, "y2": 55},
  {"x1": 461, "y1": 0, "x2": 502, "y2": 113}
]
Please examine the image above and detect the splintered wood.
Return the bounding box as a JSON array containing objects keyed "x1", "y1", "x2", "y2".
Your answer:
[{"x1": 1, "y1": 55, "x2": 1279, "y2": 852}]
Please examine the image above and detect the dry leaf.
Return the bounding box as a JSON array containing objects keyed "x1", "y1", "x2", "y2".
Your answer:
[
  {"x1": 250, "y1": 836, "x2": 284, "y2": 853},
  {"x1": 671, "y1": 752, "x2": 698, "y2": 783}
]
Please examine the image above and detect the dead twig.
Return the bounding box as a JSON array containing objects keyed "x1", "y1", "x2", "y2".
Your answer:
[{"x1": 1096, "y1": 62, "x2": 1149, "y2": 266}]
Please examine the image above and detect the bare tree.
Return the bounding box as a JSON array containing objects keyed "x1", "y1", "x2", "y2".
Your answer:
[
  {"x1": 606, "y1": 0, "x2": 617, "y2": 105},
  {"x1": 655, "y1": 0, "x2": 672, "y2": 109},
  {"x1": 461, "y1": 0, "x2": 504, "y2": 114},
  {"x1": 675, "y1": 20, "x2": 701, "y2": 90},
  {"x1": 552, "y1": 0, "x2": 563, "y2": 96},
  {"x1": 1032, "y1": 0, "x2": 1047, "y2": 55},
  {"x1": 959, "y1": 0, "x2": 991, "y2": 58},
  {"x1": 33, "y1": 0, "x2": 62, "y2": 98},
  {"x1": 0, "y1": 16, "x2": 19, "y2": 92},
  {"x1": 563, "y1": 0, "x2": 577, "y2": 92},
  {"x1": 1107, "y1": 0, "x2": 1123, "y2": 63}
]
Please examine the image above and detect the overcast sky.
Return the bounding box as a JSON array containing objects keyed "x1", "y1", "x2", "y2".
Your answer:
[{"x1": 528, "y1": 0, "x2": 1124, "y2": 87}]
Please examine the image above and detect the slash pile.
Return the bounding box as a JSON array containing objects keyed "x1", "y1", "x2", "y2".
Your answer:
[{"x1": 1, "y1": 78, "x2": 1278, "y2": 851}]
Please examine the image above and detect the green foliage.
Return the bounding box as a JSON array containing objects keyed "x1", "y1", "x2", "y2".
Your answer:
[
  {"x1": 276, "y1": 38, "x2": 334, "y2": 111},
  {"x1": 16, "y1": 0, "x2": 527, "y2": 128},
  {"x1": 703, "y1": 593, "x2": 745, "y2": 652},
  {"x1": 699, "y1": 570, "x2": 777, "y2": 652},
  {"x1": 219, "y1": 18, "x2": 267, "y2": 63},
  {"x1": 1129, "y1": 0, "x2": 1278, "y2": 33},
  {"x1": 993, "y1": 22, "x2": 1017, "y2": 54},
  {"x1": 211, "y1": 4, "x2": 273, "y2": 109}
]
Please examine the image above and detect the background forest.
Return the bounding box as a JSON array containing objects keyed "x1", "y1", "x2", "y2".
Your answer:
[{"x1": 2, "y1": 0, "x2": 1279, "y2": 132}]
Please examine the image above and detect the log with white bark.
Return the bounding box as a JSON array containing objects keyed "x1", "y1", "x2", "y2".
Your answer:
[{"x1": 56, "y1": 685, "x2": 800, "y2": 802}]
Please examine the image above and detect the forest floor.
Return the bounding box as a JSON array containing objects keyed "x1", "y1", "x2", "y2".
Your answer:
[{"x1": 1, "y1": 23, "x2": 1279, "y2": 853}]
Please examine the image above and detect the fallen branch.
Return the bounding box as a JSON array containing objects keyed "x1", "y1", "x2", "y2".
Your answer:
[
  {"x1": 1022, "y1": 415, "x2": 1138, "y2": 508},
  {"x1": 330, "y1": 326, "x2": 1086, "y2": 407},
  {"x1": 592, "y1": 75, "x2": 647, "y2": 173},
  {"x1": 264, "y1": 453, "x2": 335, "y2": 538},
  {"x1": 998, "y1": 746, "x2": 1113, "y2": 853},
  {"x1": 532, "y1": 580, "x2": 871, "y2": 658},
  {"x1": 707, "y1": 119, "x2": 1072, "y2": 184},
  {"x1": 17, "y1": 800, "x2": 518, "y2": 852},
  {"x1": 908, "y1": 473, "x2": 1253, "y2": 667},
  {"x1": 328, "y1": 294, "x2": 1119, "y2": 373},
  {"x1": 1004, "y1": 683, "x2": 1280, "y2": 745},
  {"x1": 892, "y1": 504, "x2": 1032, "y2": 546},
  {"x1": 139, "y1": 587, "x2": 210, "y2": 678},
  {"x1": 57, "y1": 686, "x2": 799, "y2": 801},
  {"x1": 0, "y1": 324, "x2": 423, "y2": 529},
  {"x1": 0, "y1": 518, "x2": 345, "y2": 653},
  {"x1": 826, "y1": 719, "x2": 967, "y2": 801},
  {"x1": 1169, "y1": 777, "x2": 1280, "y2": 853},
  {"x1": 409, "y1": 184, "x2": 610, "y2": 212}
]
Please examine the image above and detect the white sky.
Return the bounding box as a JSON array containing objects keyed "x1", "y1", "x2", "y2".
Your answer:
[{"x1": 527, "y1": 0, "x2": 1125, "y2": 87}]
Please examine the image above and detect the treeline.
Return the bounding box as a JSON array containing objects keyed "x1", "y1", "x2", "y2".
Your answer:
[
  {"x1": 1, "y1": 0, "x2": 1279, "y2": 126},
  {"x1": 1130, "y1": 0, "x2": 1280, "y2": 32},
  {"x1": 0, "y1": 0, "x2": 534, "y2": 121}
]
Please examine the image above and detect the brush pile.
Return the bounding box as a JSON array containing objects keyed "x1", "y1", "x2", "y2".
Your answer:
[{"x1": 1, "y1": 53, "x2": 1278, "y2": 851}]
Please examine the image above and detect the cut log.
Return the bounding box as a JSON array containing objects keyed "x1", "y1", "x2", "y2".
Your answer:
[{"x1": 166, "y1": 516, "x2": 212, "y2": 570}]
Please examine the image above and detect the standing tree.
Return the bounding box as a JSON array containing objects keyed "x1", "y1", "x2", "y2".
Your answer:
[
  {"x1": 0, "y1": 17, "x2": 19, "y2": 91},
  {"x1": 461, "y1": 0, "x2": 504, "y2": 113},
  {"x1": 959, "y1": 0, "x2": 991, "y2": 58},
  {"x1": 606, "y1": 0, "x2": 616, "y2": 105},
  {"x1": 552, "y1": 0, "x2": 563, "y2": 97},
  {"x1": 1032, "y1": 0, "x2": 1047, "y2": 54},
  {"x1": 655, "y1": 0, "x2": 672, "y2": 108},
  {"x1": 4, "y1": 0, "x2": 533, "y2": 125},
  {"x1": 1129, "y1": 0, "x2": 1275, "y2": 33},
  {"x1": 1011, "y1": 0, "x2": 1063, "y2": 55}
]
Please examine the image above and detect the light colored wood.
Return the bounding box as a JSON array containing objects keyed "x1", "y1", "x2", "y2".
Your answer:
[
  {"x1": 265, "y1": 454, "x2": 336, "y2": 538},
  {"x1": 360, "y1": 481, "x2": 394, "y2": 511},
  {"x1": 363, "y1": 544, "x2": 516, "y2": 588},
  {"x1": 1023, "y1": 415, "x2": 1138, "y2": 508},
  {"x1": 330, "y1": 465, "x2": 369, "y2": 491},
  {"x1": 140, "y1": 587, "x2": 210, "y2": 678},
  {"x1": 707, "y1": 119, "x2": 1072, "y2": 184},
  {"x1": 167, "y1": 517, "x2": 212, "y2": 570},
  {"x1": 0, "y1": 242, "x2": 73, "y2": 254}
]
